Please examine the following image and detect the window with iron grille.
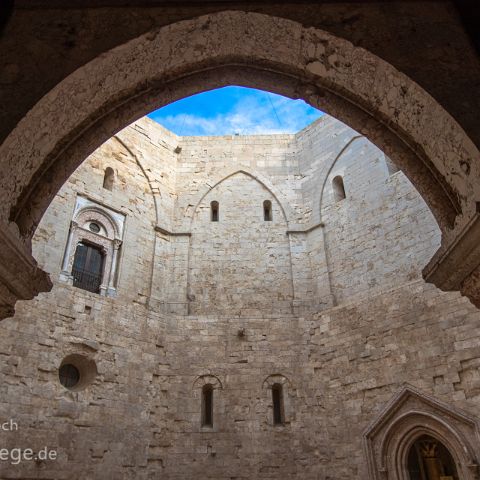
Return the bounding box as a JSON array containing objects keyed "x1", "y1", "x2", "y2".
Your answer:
[{"x1": 72, "y1": 242, "x2": 104, "y2": 293}]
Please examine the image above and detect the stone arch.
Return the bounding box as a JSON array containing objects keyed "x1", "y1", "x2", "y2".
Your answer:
[
  {"x1": 317, "y1": 134, "x2": 363, "y2": 219},
  {"x1": 1, "y1": 10, "x2": 479, "y2": 315},
  {"x1": 187, "y1": 168, "x2": 293, "y2": 229},
  {"x1": 112, "y1": 134, "x2": 162, "y2": 228},
  {"x1": 262, "y1": 373, "x2": 291, "y2": 390},
  {"x1": 364, "y1": 385, "x2": 480, "y2": 480},
  {"x1": 382, "y1": 413, "x2": 477, "y2": 480},
  {"x1": 3, "y1": 10, "x2": 477, "y2": 239},
  {"x1": 187, "y1": 169, "x2": 294, "y2": 315},
  {"x1": 262, "y1": 374, "x2": 294, "y2": 426},
  {"x1": 192, "y1": 374, "x2": 224, "y2": 432},
  {"x1": 74, "y1": 206, "x2": 120, "y2": 240},
  {"x1": 192, "y1": 374, "x2": 223, "y2": 391}
]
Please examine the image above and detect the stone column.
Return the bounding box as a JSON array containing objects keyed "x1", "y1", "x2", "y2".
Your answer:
[
  {"x1": 107, "y1": 239, "x2": 122, "y2": 297},
  {"x1": 420, "y1": 440, "x2": 443, "y2": 480},
  {"x1": 59, "y1": 221, "x2": 78, "y2": 283}
]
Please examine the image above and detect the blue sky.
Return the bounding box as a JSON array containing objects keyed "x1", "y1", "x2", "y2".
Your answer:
[{"x1": 147, "y1": 86, "x2": 323, "y2": 136}]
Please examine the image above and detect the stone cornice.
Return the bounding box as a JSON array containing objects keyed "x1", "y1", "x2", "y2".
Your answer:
[
  {"x1": 423, "y1": 210, "x2": 480, "y2": 292},
  {"x1": 286, "y1": 222, "x2": 325, "y2": 235},
  {"x1": 0, "y1": 221, "x2": 52, "y2": 319},
  {"x1": 154, "y1": 225, "x2": 191, "y2": 237}
]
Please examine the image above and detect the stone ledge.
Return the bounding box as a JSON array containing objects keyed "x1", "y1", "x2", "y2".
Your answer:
[
  {"x1": 423, "y1": 210, "x2": 480, "y2": 307},
  {"x1": 0, "y1": 220, "x2": 52, "y2": 319}
]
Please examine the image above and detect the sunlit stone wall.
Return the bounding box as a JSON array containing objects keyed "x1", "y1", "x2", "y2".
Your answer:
[{"x1": 1, "y1": 116, "x2": 479, "y2": 480}]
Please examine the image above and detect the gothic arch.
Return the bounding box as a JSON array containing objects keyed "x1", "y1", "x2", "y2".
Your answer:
[
  {"x1": 112, "y1": 135, "x2": 161, "y2": 225},
  {"x1": 4, "y1": 10, "x2": 477, "y2": 238},
  {"x1": 187, "y1": 168, "x2": 293, "y2": 229},
  {"x1": 317, "y1": 134, "x2": 363, "y2": 220},
  {"x1": 1, "y1": 10, "x2": 479, "y2": 315},
  {"x1": 364, "y1": 385, "x2": 480, "y2": 480}
]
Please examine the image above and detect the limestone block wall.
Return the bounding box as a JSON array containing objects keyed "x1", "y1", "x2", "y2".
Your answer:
[
  {"x1": 174, "y1": 133, "x2": 301, "y2": 230},
  {"x1": 33, "y1": 130, "x2": 160, "y2": 303},
  {"x1": 188, "y1": 172, "x2": 293, "y2": 315},
  {"x1": 2, "y1": 280, "x2": 480, "y2": 479},
  {"x1": 294, "y1": 115, "x2": 355, "y2": 226},
  {"x1": 173, "y1": 133, "x2": 304, "y2": 314},
  {"x1": 320, "y1": 136, "x2": 440, "y2": 304},
  {"x1": 1, "y1": 114, "x2": 479, "y2": 479},
  {"x1": 116, "y1": 118, "x2": 179, "y2": 232},
  {"x1": 29, "y1": 114, "x2": 444, "y2": 314}
]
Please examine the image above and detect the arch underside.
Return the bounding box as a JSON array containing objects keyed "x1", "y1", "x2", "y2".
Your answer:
[
  {"x1": 0, "y1": 10, "x2": 479, "y2": 316},
  {"x1": 8, "y1": 65, "x2": 460, "y2": 238}
]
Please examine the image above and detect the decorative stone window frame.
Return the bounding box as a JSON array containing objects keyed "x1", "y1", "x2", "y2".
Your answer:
[
  {"x1": 262, "y1": 374, "x2": 293, "y2": 427},
  {"x1": 60, "y1": 204, "x2": 123, "y2": 297},
  {"x1": 363, "y1": 385, "x2": 480, "y2": 480},
  {"x1": 193, "y1": 374, "x2": 223, "y2": 432}
]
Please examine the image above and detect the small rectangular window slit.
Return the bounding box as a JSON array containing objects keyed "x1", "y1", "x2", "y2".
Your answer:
[
  {"x1": 202, "y1": 385, "x2": 213, "y2": 427},
  {"x1": 272, "y1": 383, "x2": 284, "y2": 425},
  {"x1": 211, "y1": 201, "x2": 219, "y2": 222}
]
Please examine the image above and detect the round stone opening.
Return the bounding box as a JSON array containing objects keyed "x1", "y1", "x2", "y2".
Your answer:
[
  {"x1": 89, "y1": 222, "x2": 101, "y2": 233},
  {"x1": 59, "y1": 363, "x2": 80, "y2": 389},
  {"x1": 59, "y1": 354, "x2": 97, "y2": 391}
]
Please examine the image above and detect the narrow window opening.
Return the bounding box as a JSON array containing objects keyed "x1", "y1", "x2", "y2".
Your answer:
[
  {"x1": 332, "y1": 175, "x2": 346, "y2": 202},
  {"x1": 72, "y1": 242, "x2": 104, "y2": 294},
  {"x1": 272, "y1": 383, "x2": 285, "y2": 425},
  {"x1": 103, "y1": 167, "x2": 115, "y2": 191},
  {"x1": 202, "y1": 384, "x2": 214, "y2": 427},
  {"x1": 263, "y1": 200, "x2": 272, "y2": 221},
  {"x1": 211, "y1": 201, "x2": 219, "y2": 222}
]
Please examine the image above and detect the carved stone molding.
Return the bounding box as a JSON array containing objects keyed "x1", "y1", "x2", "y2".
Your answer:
[
  {"x1": 424, "y1": 211, "x2": 480, "y2": 307},
  {"x1": 192, "y1": 374, "x2": 223, "y2": 391},
  {"x1": 364, "y1": 385, "x2": 480, "y2": 480},
  {"x1": 0, "y1": 220, "x2": 52, "y2": 319}
]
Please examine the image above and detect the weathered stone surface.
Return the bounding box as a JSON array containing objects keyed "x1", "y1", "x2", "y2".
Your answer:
[
  {"x1": 0, "y1": 10, "x2": 479, "y2": 310},
  {"x1": 1, "y1": 116, "x2": 480, "y2": 478}
]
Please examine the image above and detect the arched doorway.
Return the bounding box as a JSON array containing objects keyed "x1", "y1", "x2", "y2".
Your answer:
[
  {"x1": 407, "y1": 435, "x2": 459, "y2": 480},
  {"x1": 364, "y1": 386, "x2": 480, "y2": 480},
  {"x1": 0, "y1": 11, "x2": 479, "y2": 317}
]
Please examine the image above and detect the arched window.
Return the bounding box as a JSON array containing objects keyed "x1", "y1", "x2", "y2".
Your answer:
[
  {"x1": 72, "y1": 242, "x2": 104, "y2": 293},
  {"x1": 271, "y1": 383, "x2": 285, "y2": 425},
  {"x1": 332, "y1": 175, "x2": 346, "y2": 202},
  {"x1": 103, "y1": 167, "x2": 115, "y2": 191},
  {"x1": 211, "y1": 201, "x2": 219, "y2": 222},
  {"x1": 263, "y1": 200, "x2": 272, "y2": 221},
  {"x1": 201, "y1": 384, "x2": 214, "y2": 427},
  {"x1": 407, "y1": 435, "x2": 459, "y2": 480}
]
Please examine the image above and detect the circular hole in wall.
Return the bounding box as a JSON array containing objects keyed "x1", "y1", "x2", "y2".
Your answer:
[
  {"x1": 89, "y1": 222, "x2": 100, "y2": 233},
  {"x1": 59, "y1": 354, "x2": 97, "y2": 391}
]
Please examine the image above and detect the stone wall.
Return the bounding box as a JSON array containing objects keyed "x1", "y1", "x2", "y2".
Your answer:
[
  {"x1": 1, "y1": 115, "x2": 479, "y2": 479},
  {"x1": 188, "y1": 172, "x2": 293, "y2": 315}
]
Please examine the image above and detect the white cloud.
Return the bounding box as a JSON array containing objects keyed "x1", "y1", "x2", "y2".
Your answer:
[{"x1": 154, "y1": 93, "x2": 322, "y2": 136}]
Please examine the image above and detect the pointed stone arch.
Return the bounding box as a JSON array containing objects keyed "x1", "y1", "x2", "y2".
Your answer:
[
  {"x1": 364, "y1": 385, "x2": 480, "y2": 480},
  {"x1": 317, "y1": 134, "x2": 364, "y2": 220},
  {"x1": 187, "y1": 167, "x2": 294, "y2": 229},
  {"x1": 1, "y1": 10, "x2": 480, "y2": 315}
]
